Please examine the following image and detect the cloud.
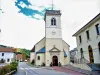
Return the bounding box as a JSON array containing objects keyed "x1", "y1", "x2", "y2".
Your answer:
[{"x1": 15, "y1": 0, "x2": 52, "y2": 20}]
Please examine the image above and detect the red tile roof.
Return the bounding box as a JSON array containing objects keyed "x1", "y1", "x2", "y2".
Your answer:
[{"x1": 0, "y1": 47, "x2": 15, "y2": 52}]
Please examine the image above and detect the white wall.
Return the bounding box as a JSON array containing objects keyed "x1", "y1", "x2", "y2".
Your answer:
[
  {"x1": 36, "y1": 53, "x2": 45, "y2": 66},
  {"x1": 45, "y1": 14, "x2": 62, "y2": 39},
  {"x1": 35, "y1": 38, "x2": 45, "y2": 52},
  {"x1": 76, "y1": 19, "x2": 100, "y2": 63},
  {"x1": 46, "y1": 28, "x2": 62, "y2": 38},
  {"x1": 0, "y1": 52, "x2": 15, "y2": 63},
  {"x1": 46, "y1": 38, "x2": 63, "y2": 51},
  {"x1": 63, "y1": 40, "x2": 70, "y2": 64},
  {"x1": 30, "y1": 52, "x2": 35, "y2": 63}
]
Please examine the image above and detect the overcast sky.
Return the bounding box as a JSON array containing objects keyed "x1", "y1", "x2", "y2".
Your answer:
[{"x1": 0, "y1": 0, "x2": 100, "y2": 50}]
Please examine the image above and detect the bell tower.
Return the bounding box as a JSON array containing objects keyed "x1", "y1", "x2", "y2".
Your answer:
[
  {"x1": 44, "y1": 10, "x2": 64, "y2": 66},
  {"x1": 44, "y1": 10, "x2": 62, "y2": 38}
]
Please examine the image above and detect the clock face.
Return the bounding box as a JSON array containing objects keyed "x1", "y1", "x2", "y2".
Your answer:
[{"x1": 52, "y1": 31, "x2": 56, "y2": 35}]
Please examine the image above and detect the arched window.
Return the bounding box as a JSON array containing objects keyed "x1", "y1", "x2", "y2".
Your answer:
[
  {"x1": 98, "y1": 42, "x2": 100, "y2": 55},
  {"x1": 80, "y1": 48, "x2": 84, "y2": 58},
  {"x1": 95, "y1": 24, "x2": 100, "y2": 35},
  {"x1": 51, "y1": 18, "x2": 56, "y2": 25},
  {"x1": 88, "y1": 45, "x2": 94, "y2": 63},
  {"x1": 37, "y1": 56, "x2": 40, "y2": 60}
]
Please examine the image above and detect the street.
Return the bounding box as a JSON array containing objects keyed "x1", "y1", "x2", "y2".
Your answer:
[{"x1": 15, "y1": 62, "x2": 71, "y2": 75}]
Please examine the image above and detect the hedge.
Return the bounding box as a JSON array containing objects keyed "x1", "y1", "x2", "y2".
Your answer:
[{"x1": 0, "y1": 62, "x2": 18, "y2": 75}]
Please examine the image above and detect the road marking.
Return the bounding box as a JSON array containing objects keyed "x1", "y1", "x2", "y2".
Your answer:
[
  {"x1": 25, "y1": 71, "x2": 27, "y2": 75},
  {"x1": 19, "y1": 67, "x2": 39, "y2": 70},
  {"x1": 20, "y1": 68, "x2": 24, "y2": 70}
]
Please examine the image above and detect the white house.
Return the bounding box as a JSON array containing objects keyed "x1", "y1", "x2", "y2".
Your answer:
[
  {"x1": 30, "y1": 10, "x2": 70, "y2": 66},
  {"x1": 73, "y1": 13, "x2": 100, "y2": 64},
  {"x1": 0, "y1": 47, "x2": 15, "y2": 63}
]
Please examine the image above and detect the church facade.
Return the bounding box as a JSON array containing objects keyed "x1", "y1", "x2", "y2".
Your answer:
[{"x1": 30, "y1": 10, "x2": 70, "y2": 66}]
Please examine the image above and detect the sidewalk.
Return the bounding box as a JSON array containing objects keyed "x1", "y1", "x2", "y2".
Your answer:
[
  {"x1": 63, "y1": 65, "x2": 100, "y2": 75},
  {"x1": 53, "y1": 66, "x2": 85, "y2": 75}
]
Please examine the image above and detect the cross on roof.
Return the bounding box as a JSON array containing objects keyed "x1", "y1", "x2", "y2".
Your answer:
[{"x1": 52, "y1": 0, "x2": 54, "y2": 10}]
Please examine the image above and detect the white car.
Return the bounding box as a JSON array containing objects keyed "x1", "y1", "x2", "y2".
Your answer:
[{"x1": 25, "y1": 60, "x2": 27, "y2": 62}]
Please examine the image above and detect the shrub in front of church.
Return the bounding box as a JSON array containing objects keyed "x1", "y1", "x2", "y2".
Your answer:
[
  {"x1": 58, "y1": 62, "x2": 61, "y2": 66},
  {"x1": 31, "y1": 59, "x2": 35, "y2": 65},
  {"x1": 50, "y1": 62, "x2": 52, "y2": 67},
  {"x1": 41, "y1": 62, "x2": 45, "y2": 66}
]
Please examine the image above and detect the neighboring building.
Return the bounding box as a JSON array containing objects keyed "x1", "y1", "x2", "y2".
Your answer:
[
  {"x1": 73, "y1": 13, "x2": 100, "y2": 64},
  {"x1": 70, "y1": 48, "x2": 78, "y2": 63},
  {"x1": 16, "y1": 53, "x2": 25, "y2": 62},
  {"x1": 0, "y1": 47, "x2": 15, "y2": 63},
  {"x1": 14, "y1": 48, "x2": 27, "y2": 61},
  {"x1": 30, "y1": 10, "x2": 70, "y2": 66}
]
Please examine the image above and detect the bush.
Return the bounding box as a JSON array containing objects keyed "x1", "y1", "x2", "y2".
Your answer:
[
  {"x1": 50, "y1": 62, "x2": 52, "y2": 67},
  {"x1": 41, "y1": 62, "x2": 45, "y2": 66},
  {"x1": 58, "y1": 62, "x2": 61, "y2": 66},
  {"x1": 10, "y1": 62, "x2": 18, "y2": 71},
  {"x1": 0, "y1": 65, "x2": 11, "y2": 75},
  {"x1": 31, "y1": 59, "x2": 35, "y2": 65},
  {"x1": 0, "y1": 62, "x2": 18, "y2": 75}
]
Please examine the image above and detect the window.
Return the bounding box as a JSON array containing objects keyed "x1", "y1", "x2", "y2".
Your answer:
[
  {"x1": 51, "y1": 18, "x2": 56, "y2": 25},
  {"x1": 80, "y1": 48, "x2": 84, "y2": 58},
  {"x1": 88, "y1": 45, "x2": 94, "y2": 63},
  {"x1": 1, "y1": 59, "x2": 5, "y2": 63},
  {"x1": 7, "y1": 59, "x2": 10, "y2": 62},
  {"x1": 37, "y1": 56, "x2": 40, "y2": 60},
  {"x1": 79, "y1": 36, "x2": 82, "y2": 43},
  {"x1": 2, "y1": 53, "x2": 4, "y2": 56},
  {"x1": 86, "y1": 30, "x2": 90, "y2": 40},
  {"x1": 95, "y1": 24, "x2": 100, "y2": 35}
]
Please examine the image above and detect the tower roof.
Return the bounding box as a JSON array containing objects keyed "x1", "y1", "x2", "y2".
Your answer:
[
  {"x1": 44, "y1": 10, "x2": 61, "y2": 21},
  {"x1": 46, "y1": 10, "x2": 61, "y2": 15}
]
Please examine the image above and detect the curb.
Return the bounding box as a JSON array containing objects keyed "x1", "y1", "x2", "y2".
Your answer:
[{"x1": 5, "y1": 70, "x2": 16, "y2": 75}]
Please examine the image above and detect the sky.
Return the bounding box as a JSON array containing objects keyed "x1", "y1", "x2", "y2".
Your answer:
[{"x1": 0, "y1": 0, "x2": 100, "y2": 50}]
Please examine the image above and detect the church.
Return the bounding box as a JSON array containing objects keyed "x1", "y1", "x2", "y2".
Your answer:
[{"x1": 30, "y1": 10, "x2": 70, "y2": 66}]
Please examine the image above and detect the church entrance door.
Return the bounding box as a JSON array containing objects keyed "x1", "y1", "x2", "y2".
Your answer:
[{"x1": 52, "y1": 56, "x2": 58, "y2": 66}]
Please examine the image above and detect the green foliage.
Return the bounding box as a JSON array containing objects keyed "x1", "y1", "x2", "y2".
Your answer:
[
  {"x1": 0, "y1": 44, "x2": 30, "y2": 57},
  {"x1": 0, "y1": 62, "x2": 18, "y2": 75},
  {"x1": 20, "y1": 48, "x2": 30, "y2": 57},
  {"x1": 10, "y1": 62, "x2": 18, "y2": 71},
  {"x1": 0, "y1": 44, "x2": 8, "y2": 48},
  {"x1": 0, "y1": 65, "x2": 11, "y2": 75},
  {"x1": 41, "y1": 62, "x2": 45, "y2": 66}
]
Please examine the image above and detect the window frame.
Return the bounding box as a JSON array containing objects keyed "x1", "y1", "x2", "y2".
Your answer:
[
  {"x1": 79, "y1": 35, "x2": 82, "y2": 43},
  {"x1": 37, "y1": 56, "x2": 40, "y2": 60},
  {"x1": 95, "y1": 24, "x2": 100, "y2": 35},
  {"x1": 86, "y1": 30, "x2": 90, "y2": 40},
  {"x1": 51, "y1": 18, "x2": 56, "y2": 26},
  {"x1": 2, "y1": 53, "x2": 4, "y2": 56},
  {"x1": 7, "y1": 59, "x2": 10, "y2": 62},
  {"x1": 80, "y1": 48, "x2": 84, "y2": 58}
]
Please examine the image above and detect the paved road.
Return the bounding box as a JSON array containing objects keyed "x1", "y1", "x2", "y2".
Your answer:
[{"x1": 15, "y1": 62, "x2": 71, "y2": 75}]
